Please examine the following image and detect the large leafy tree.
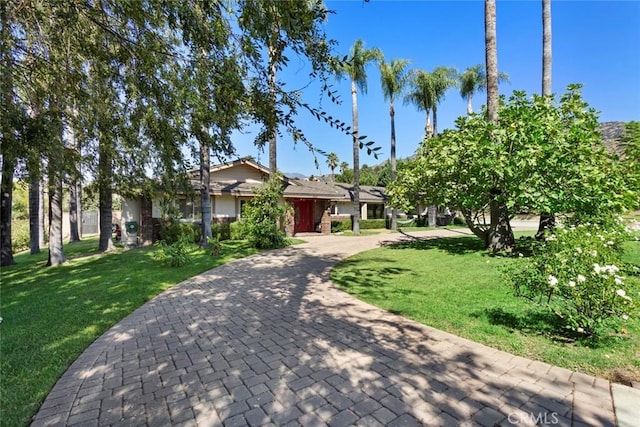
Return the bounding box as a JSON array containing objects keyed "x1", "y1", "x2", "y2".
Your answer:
[
  {"x1": 379, "y1": 57, "x2": 410, "y2": 231},
  {"x1": 390, "y1": 87, "x2": 630, "y2": 252},
  {"x1": 333, "y1": 39, "x2": 382, "y2": 234}
]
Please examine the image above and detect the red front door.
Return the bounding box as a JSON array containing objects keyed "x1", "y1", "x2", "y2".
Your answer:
[{"x1": 293, "y1": 199, "x2": 314, "y2": 233}]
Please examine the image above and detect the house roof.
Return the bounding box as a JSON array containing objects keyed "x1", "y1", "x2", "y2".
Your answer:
[{"x1": 186, "y1": 159, "x2": 387, "y2": 203}]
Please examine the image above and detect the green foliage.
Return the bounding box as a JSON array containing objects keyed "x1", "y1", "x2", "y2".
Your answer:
[
  {"x1": 207, "y1": 234, "x2": 222, "y2": 257},
  {"x1": 211, "y1": 222, "x2": 231, "y2": 241},
  {"x1": 331, "y1": 220, "x2": 351, "y2": 233},
  {"x1": 360, "y1": 219, "x2": 387, "y2": 229},
  {"x1": 230, "y1": 221, "x2": 247, "y2": 240},
  {"x1": 11, "y1": 220, "x2": 30, "y2": 253},
  {"x1": 159, "y1": 221, "x2": 198, "y2": 245},
  {"x1": 622, "y1": 121, "x2": 640, "y2": 209},
  {"x1": 242, "y1": 176, "x2": 290, "y2": 249},
  {"x1": 507, "y1": 223, "x2": 636, "y2": 337},
  {"x1": 155, "y1": 234, "x2": 193, "y2": 267},
  {"x1": 391, "y1": 85, "x2": 632, "y2": 246}
]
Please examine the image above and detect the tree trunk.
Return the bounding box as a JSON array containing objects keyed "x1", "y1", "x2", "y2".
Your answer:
[
  {"x1": 427, "y1": 206, "x2": 437, "y2": 228},
  {"x1": 390, "y1": 103, "x2": 397, "y2": 231},
  {"x1": 537, "y1": 0, "x2": 554, "y2": 240},
  {"x1": 29, "y1": 175, "x2": 41, "y2": 254},
  {"x1": 467, "y1": 94, "x2": 473, "y2": 115},
  {"x1": 200, "y1": 141, "x2": 212, "y2": 246},
  {"x1": 0, "y1": 154, "x2": 16, "y2": 266},
  {"x1": 485, "y1": 0, "x2": 499, "y2": 124},
  {"x1": 69, "y1": 180, "x2": 80, "y2": 242},
  {"x1": 487, "y1": 196, "x2": 514, "y2": 252},
  {"x1": 39, "y1": 179, "x2": 46, "y2": 248},
  {"x1": 47, "y1": 161, "x2": 65, "y2": 266},
  {"x1": 98, "y1": 134, "x2": 115, "y2": 252},
  {"x1": 351, "y1": 79, "x2": 361, "y2": 235},
  {"x1": 425, "y1": 111, "x2": 432, "y2": 138},
  {"x1": 432, "y1": 105, "x2": 438, "y2": 138}
]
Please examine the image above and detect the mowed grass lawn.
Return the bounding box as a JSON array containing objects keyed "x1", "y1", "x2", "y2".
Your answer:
[
  {"x1": 0, "y1": 236, "x2": 261, "y2": 427},
  {"x1": 331, "y1": 235, "x2": 640, "y2": 384}
]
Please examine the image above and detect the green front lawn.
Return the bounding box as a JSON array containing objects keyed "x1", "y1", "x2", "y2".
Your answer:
[
  {"x1": 0, "y1": 237, "x2": 260, "y2": 427},
  {"x1": 330, "y1": 235, "x2": 640, "y2": 384}
]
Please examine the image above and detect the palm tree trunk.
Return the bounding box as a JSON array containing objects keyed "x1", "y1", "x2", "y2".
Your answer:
[
  {"x1": 432, "y1": 105, "x2": 438, "y2": 138},
  {"x1": 537, "y1": 0, "x2": 554, "y2": 240},
  {"x1": 467, "y1": 94, "x2": 473, "y2": 115},
  {"x1": 268, "y1": 41, "x2": 277, "y2": 174},
  {"x1": 425, "y1": 111, "x2": 431, "y2": 137},
  {"x1": 485, "y1": 0, "x2": 513, "y2": 252},
  {"x1": 390, "y1": 102, "x2": 397, "y2": 231},
  {"x1": 351, "y1": 78, "x2": 361, "y2": 235},
  {"x1": 29, "y1": 175, "x2": 41, "y2": 254}
]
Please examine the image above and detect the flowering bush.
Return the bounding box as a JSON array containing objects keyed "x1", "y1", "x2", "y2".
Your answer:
[{"x1": 508, "y1": 222, "x2": 635, "y2": 337}]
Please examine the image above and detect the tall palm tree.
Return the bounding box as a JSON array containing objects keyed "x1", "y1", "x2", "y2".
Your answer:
[
  {"x1": 430, "y1": 66, "x2": 458, "y2": 137},
  {"x1": 326, "y1": 152, "x2": 339, "y2": 180},
  {"x1": 405, "y1": 70, "x2": 434, "y2": 138},
  {"x1": 537, "y1": 0, "x2": 554, "y2": 239},
  {"x1": 458, "y1": 64, "x2": 509, "y2": 115},
  {"x1": 485, "y1": 0, "x2": 499, "y2": 124},
  {"x1": 379, "y1": 57, "x2": 410, "y2": 231},
  {"x1": 333, "y1": 39, "x2": 382, "y2": 234}
]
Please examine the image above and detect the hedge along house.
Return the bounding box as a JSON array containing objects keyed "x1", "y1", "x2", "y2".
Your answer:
[{"x1": 120, "y1": 158, "x2": 388, "y2": 243}]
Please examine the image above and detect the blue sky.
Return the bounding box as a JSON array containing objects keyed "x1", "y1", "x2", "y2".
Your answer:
[{"x1": 231, "y1": 0, "x2": 640, "y2": 177}]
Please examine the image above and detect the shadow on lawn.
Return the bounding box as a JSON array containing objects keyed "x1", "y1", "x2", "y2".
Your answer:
[{"x1": 384, "y1": 235, "x2": 487, "y2": 256}]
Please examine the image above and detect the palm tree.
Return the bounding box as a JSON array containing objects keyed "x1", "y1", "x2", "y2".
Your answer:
[
  {"x1": 458, "y1": 64, "x2": 509, "y2": 115},
  {"x1": 405, "y1": 70, "x2": 435, "y2": 138},
  {"x1": 485, "y1": 0, "x2": 499, "y2": 124},
  {"x1": 537, "y1": 0, "x2": 554, "y2": 239},
  {"x1": 430, "y1": 66, "x2": 458, "y2": 137},
  {"x1": 333, "y1": 39, "x2": 382, "y2": 234},
  {"x1": 326, "y1": 152, "x2": 339, "y2": 180},
  {"x1": 379, "y1": 57, "x2": 410, "y2": 231}
]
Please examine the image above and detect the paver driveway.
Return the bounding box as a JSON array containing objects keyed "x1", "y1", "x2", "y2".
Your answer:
[{"x1": 32, "y1": 230, "x2": 618, "y2": 426}]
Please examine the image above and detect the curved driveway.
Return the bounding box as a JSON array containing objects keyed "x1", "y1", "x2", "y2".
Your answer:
[{"x1": 32, "y1": 230, "x2": 620, "y2": 426}]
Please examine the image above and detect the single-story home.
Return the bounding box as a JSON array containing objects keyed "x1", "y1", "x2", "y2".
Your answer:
[{"x1": 121, "y1": 158, "x2": 387, "y2": 244}]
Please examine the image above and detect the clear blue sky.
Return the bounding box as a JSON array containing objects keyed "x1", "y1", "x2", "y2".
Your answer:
[{"x1": 231, "y1": 0, "x2": 640, "y2": 177}]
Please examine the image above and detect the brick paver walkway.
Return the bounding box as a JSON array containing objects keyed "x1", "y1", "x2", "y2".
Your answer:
[{"x1": 32, "y1": 230, "x2": 619, "y2": 426}]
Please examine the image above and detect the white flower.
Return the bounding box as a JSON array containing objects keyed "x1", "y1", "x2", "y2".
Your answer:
[
  {"x1": 548, "y1": 275, "x2": 559, "y2": 286},
  {"x1": 590, "y1": 250, "x2": 598, "y2": 257},
  {"x1": 622, "y1": 314, "x2": 629, "y2": 320},
  {"x1": 615, "y1": 276, "x2": 624, "y2": 285},
  {"x1": 616, "y1": 289, "x2": 632, "y2": 301},
  {"x1": 577, "y1": 274, "x2": 586, "y2": 282},
  {"x1": 607, "y1": 241, "x2": 615, "y2": 246},
  {"x1": 562, "y1": 229, "x2": 568, "y2": 234},
  {"x1": 568, "y1": 280, "x2": 576, "y2": 287},
  {"x1": 594, "y1": 263, "x2": 602, "y2": 274},
  {"x1": 585, "y1": 232, "x2": 591, "y2": 236},
  {"x1": 518, "y1": 252, "x2": 523, "y2": 257},
  {"x1": 546, "y1": 234, "x2": 557, "y2": 241},
  {"x1": 577, "y1": 327, "x2": 585, "y2": 333},
  {"x1": 575, "y1": 247, "x2": 582, "y2": 254}
]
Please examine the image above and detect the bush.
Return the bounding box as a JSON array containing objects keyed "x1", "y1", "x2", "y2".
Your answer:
[
  {"x1": 11, "y1": 220, "x2": 30, "y2": 253},
  {"x1": 154, "y1": 234, "x2": 192, "y2": 267},
  {"x1": 360, "y1": 219, "x2": 386, "y2": 229},
  {"x1": 230, "y1": 221, "x2": 247, "y2": 240},
  {"x1": 159, "y1": 221, "x2": 198, "y2": 244},
  {"x1": 211, "y1": 222, "x2": 231, "y2": 241},
  {"x1": 453, "y1": 216, "x2": 466, "y2": 226},
  {"x1": 242, "y1": 176, "x2": 290, "y2": 249},
  {"x1": 507, "y1": 222, "x2": 635, "y2": 337},
  {"x1": 331, "y1": 220, "x2": 351, "y2": 233}
]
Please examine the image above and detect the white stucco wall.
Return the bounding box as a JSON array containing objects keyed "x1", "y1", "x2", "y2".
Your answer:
[
  {"x1": 121, "y1": 199, "x2": 141, "y2": 242},
  {"x1": 214, "y1": 196, "x2": 236, "y2": 218}
]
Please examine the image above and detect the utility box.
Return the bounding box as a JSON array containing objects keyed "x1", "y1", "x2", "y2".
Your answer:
[{"x1": 125, "y1": 221, "x2": 139, "y2": 247}]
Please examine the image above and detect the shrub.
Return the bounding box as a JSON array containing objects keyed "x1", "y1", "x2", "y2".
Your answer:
[
  {"x1": 507, "y1": 222, "x2": 635, "y2": 337},
  {"x1": 453, "y1": 216, "x2": 466, "y2": 226},
  {"x1": 11, "y1": 220, "x2": 30, "y2": 253},
  {"x1": 230, "y1": 221, "x2": 247, "y2": 240},
  {"x1": 331, "y1": 220, "x2": 351, "y2": 233},
  {"x1": 211, "y1": 222, "x2": 231, "y2": 241},
  {"x1": 159, "y1": 221, "x2": 197, "y2": 244},
  {"x1": 154, "y1": 234, "x2": 192, "y2": 267},
  {"x1": 360, "y1": 219, "x2": 386, "y2": 229},
  {"x1": 242, "y1": 176, "x2": 290, "y2": 249}
]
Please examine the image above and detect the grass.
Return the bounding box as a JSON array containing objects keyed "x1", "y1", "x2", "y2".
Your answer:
[
  {"x1": 330, "y1": 235, "x2": 640, "y2": 384},
  {"x1": 0, "y1": 236, "x2": 262, "y2": 427}
]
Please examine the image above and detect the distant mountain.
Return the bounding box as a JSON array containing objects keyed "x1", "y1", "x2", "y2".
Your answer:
[
  {"x1": 284, "y1": 172, "x2": 307, "y2": 180},
  {"x1": 599, "y1": 121, "x2": 626, "y2": 156}
]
